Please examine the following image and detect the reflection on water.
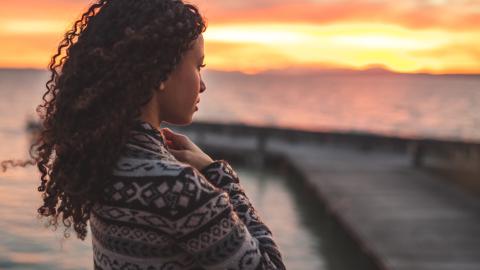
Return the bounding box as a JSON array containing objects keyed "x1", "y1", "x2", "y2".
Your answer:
[
  {"x1": 0, "y1": 159, "x2": 377, "y2": 269},
  {"x1": 199, "y1": 71, "x2": 480, "y2": 142},
  {"x1": 0, "y1": 166, "x2": 93, "y2": 270},
  {"x1": 1, "y1": 69, "x2": 480, "y2": 143}
]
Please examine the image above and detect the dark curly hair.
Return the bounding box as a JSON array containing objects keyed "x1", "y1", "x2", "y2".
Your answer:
[{"x1": 0, "y1": 0, "x2": 207, "y2": 241}]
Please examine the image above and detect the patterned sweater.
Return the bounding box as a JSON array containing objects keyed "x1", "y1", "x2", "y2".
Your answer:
[{"x1": 89, "y1": 120, "x2": 286, "y2": 270}]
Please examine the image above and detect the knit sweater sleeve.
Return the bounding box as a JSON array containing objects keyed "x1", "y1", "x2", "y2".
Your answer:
[
  {"x1": 170, "y1": 163, "x2": 285, "y2": 270},
  {"x1": 200, "y1": 160, "x2": 286, "y2": 270}
]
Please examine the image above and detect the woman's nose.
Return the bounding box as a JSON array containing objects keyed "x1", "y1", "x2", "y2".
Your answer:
[{"x1": 200, "y1": 80, "x2": 206, "y2": 93}]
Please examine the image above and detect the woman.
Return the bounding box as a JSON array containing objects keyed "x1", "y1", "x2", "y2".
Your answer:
[{"x1": 1, "y1": 0, "x2": 286, "y2": 269}]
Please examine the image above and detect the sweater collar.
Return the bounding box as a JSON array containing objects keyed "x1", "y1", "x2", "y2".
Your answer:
[
  {"x1": 133, "y1": 119, "x2": 167, "y2": 145},
  {"x1": 128, "y1": 119, "x2": 175, "y2": 160}
]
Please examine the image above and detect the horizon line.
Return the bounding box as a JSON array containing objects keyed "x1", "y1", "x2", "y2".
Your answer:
[{"x1": 0, "y1": 66, "x2": 479, "y2": 77}]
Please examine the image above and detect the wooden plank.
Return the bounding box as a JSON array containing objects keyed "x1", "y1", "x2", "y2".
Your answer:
[{"x1": 270, "y1": 140, "x2": 480, "y2": 270}]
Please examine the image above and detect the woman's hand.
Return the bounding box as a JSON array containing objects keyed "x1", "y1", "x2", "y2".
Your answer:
[{"x1": 161, "y1": 127, "x2": 214, "y2": 171}]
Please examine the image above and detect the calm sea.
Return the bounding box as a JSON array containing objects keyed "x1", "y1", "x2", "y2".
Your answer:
[
  {"x1": 1, "y1": 68, "x2": 480, "y2": 148},
  {"x1": 0, "y1": 68, "x2": 479, "y2": 269},
  {"x1": 200, "y1": 70, "x2": 480, "y2": 143}
]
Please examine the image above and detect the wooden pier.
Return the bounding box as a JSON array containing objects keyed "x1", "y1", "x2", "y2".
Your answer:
[
  {"x1": 272, "y1": 142, "x2": 480, "y2": 270},
  {"x1": 171, "y1": 121, "x2": 480, "y2": 270}
]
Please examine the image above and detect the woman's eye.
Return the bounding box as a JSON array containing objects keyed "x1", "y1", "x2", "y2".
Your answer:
[{"x1": 198, "y1": 64, "x2": 206, "y2": 70}]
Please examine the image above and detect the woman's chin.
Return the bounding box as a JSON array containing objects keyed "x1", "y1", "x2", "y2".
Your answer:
[{"x1": 165, "y1": 115, "x2": 193, "y2": 126}]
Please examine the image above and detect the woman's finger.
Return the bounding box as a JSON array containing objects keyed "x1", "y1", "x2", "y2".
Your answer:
[
  {"x1": 165, "y1": 139, "x2": 175, "y2": 149},
  {"x1": 162, "y1": 128, "x2": 192, "y2": 150},
  {"x1": 162, "y1": 128, "x2": 184, "y2": 141},
  {"x1": 162, "y1": 128, "x2": 183, "y2": 137},
  {"x1": 168, "y1": 148, "x2": 183, "y2": 159}
]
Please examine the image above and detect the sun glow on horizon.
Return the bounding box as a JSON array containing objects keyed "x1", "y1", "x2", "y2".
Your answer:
[
  {"x1": 0, "y1": 0, "x2": 479, "y2": 75},
  {"x1": 204, "y1": 22, "x2": 479, "y2": 74},
  {"x1": 0, "y1": 19, "x2": 70, "y2": 35}
]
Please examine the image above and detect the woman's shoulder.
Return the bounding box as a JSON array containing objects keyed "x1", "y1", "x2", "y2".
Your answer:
[
  {"x1": 114, "y1": 124, "x2": 190, "y2": 178},
  {"x1": 111, "y1": 154, "x2": 191, "y2": 178},
  {"x1": 96, "y1": 155, "x2": 220, "y2": 222}
]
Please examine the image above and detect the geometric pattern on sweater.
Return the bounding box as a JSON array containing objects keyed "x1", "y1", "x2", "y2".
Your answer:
[
  {"x1": 92, "y1": 203, "x2": 176, "y2": 234},
  {"x1": 183, "y1": 216, "x2": 234, "y2": 250},
  {"x1": 93, "y1": 191, "x2": 233, "y2": 237},
  {"x1": 200, "y1": 161, "x2": 285, "y2": 270},
  {"x1": 90, "y1": 210, "x2": 172, "y2": 246},
  {"x1": 90, "y1": 220, "x2": 181, "y2": 258},
  {"x1": 112, "y1": 156, "x2": 189, "y2": 177},
  {"x1": 92, "y1": 237, "x2": 199, "y2": 270},
  {"x1": 104, "y1": 171, "x2": 228, "y2": 226},
  {"x1": 90, "y1": 119, "x2": 286, "y2": 270}
]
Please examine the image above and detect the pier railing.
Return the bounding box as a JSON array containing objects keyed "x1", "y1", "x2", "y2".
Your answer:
[
  {"x1": 170, "y1": 120, "x2": 480, "y2": 171},
  {"x1": 25, "y1": 118, "x2": 480, "y2": 192}
]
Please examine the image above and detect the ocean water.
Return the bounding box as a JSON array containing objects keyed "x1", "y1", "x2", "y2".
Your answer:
[
  {"x1": 0, "y1": 68, "x2": 479, "y2": 269},
  {"x1": 199, "y1": 71, "x2": 480, "y2": 143},
  {"x1": 1, "y1": 69, "x2": 480, "y2": 146}
]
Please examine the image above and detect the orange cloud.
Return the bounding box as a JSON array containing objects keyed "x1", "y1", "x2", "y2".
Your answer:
[
  {"x1": 410, "y1": 42, "x2": 480, "y2": 74},
  {"x1": 0, "y1": 1, "x2": 90, "y2": 68},
  {"x1": 205, "y1": 41, "x2": 295, "y2": 74},
  {"x1": 0, "y1": 1, "x2": 85, "y2": 21},
  {"x1": 203, "y1": 22, "x2": 480, "y2": 74},
  {"x1": 0, "y1": 0, "x2": 479, "y2": 74},
  {"x1": 0, "y1": 33, "x2": 60, "y2": 68},
  {"x1": 197, "y1": 1, "x2": 480, "y2": 31}
]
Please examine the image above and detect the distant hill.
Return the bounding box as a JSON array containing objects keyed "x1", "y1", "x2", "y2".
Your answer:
[
  {"x1": 228, "y1": 67, "x2": 480, "y2": 78},
  {"x1": 258, "y1": 65, "x2": 396, "y2": 76},
  {"x1": 1, "y1": 67, "x2": 478, "y2": 78}
]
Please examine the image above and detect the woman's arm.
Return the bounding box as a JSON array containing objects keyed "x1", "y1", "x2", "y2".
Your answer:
[
  {"x1": 172, "y1": 165, "x2": 285, "y2": 270},
  {"x1": 200, "y1": 160, "x2": 285, "y2": 270}
]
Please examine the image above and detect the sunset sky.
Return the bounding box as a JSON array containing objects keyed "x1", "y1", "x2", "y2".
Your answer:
[{"x1": 0, "y1": 0, "x2": 479, "y2": 74}]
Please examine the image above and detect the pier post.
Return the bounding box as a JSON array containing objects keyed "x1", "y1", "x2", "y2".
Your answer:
[
  {"x1": 408, "y1": 140, "x2": 424, "y2": 167},
  {"x1": 254, "y1": 129, "x2": 268, "y2": 167}
]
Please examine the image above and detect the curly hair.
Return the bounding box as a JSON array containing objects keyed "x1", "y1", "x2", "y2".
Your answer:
[{"x1": 0, "y1": 0, "x2": 207, "y2": 241}]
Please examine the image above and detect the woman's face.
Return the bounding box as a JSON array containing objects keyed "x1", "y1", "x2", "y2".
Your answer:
[{"x1": 157, "y1": 34, "x2": 206, "y2": 125}]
